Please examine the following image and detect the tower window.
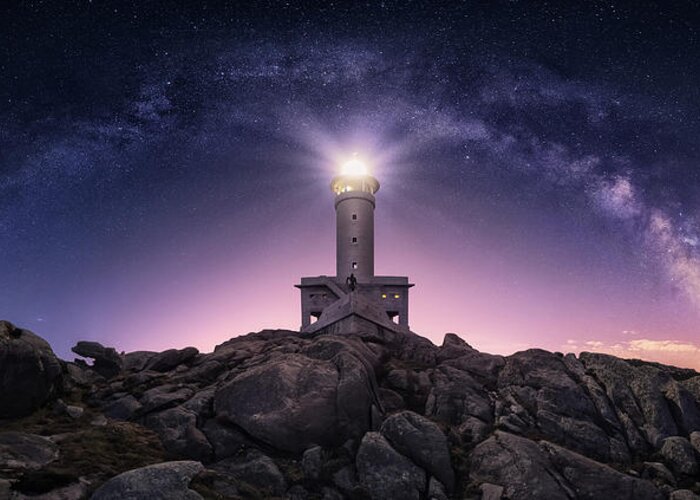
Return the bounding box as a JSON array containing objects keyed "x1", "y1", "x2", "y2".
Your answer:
[
  {"x1": 352, "y1": 262, "x2": 358, "y2": 269},
  {"x1": 381, "y1": 293, "x2": 387, "y2": 299},
  {"x1": 394, "y1": 294, "x2": 400, "y2": 299},
  {"x1": 352, "y1": 237, "x2": 357, "y2": 243},
  {"x1": 352, "y1": 214, "x2": 357, "y2": 220}
]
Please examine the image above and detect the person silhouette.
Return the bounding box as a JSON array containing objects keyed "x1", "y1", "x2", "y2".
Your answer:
[{"x1": 346, "y1": 273, "x2": 357, "y2": 291}]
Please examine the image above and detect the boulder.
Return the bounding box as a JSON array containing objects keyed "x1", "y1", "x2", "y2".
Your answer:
[
  {"x1": 425, "y1": 365, "x2": 492, "y2": 425},
  {"x1": 146, "y1": 347, "x2": 199, "y2": 372},
  {"x1": 663, "y1": 382, "x2": 700, "y2": 435},
  {"x1": 0, "y1": 321, "x2": 62, "y2": 418},
  {"x1": 641, "y1": 461, "x2": 677, "y2": 487},
  {"x1": 470, "y1": 431, "x2": 663, "y2": 500},
  {"x1": 670, "y1": 490, "x2": 700, "y2": 500},
  {"x1": 201, "y1": 420, "x2": 249, "y2": 460},
  {"x1": 385, "y1": 368, "x2": 434, "y2": 412},
  {"x1": 470, "y1": 431, "x2": 568, "y2": 499},
  {"x1": 480, "y1": 482, "x2": 505, "y2": 500},
  {"x1": 356, "y1": 432, "x2": 426, "y2": 500},
  {"x1": 189, "y1": 469, "x2": 240, "y2": 498},
  {"x1": 139, "y1": 384, "x2": 195, "y2": 414},
  {"x1": 427, "y1": 477, "x2": 449, "y2": 500},
  {"x1": 213, "y1": 346, "x2": 376, "y2": 453},
  {"x1": 91, "y1": 461, "x2": 204, "y2": 500},
  {"x1": 103, "y1": 394, "x2": 142, "y2": 420},
  {"x1": 580, "y1": 353, "x2": 679, "y2": 451},
  {"x1": 302, "y1": 445, "x2": 323, "y2": 480},
  {"x1": 72, "y1": 341, "x2": 123, "y2": 379},
  {"x1": 211, "y1": 449, "x2": 287, "y2": 497},
  {"x1": 0, "y1": 432, "x2": 59, "y2": 470},
  {"x1": 540, "y1": 440, "x2": 663, "y2": 499},
  {"x1": 144, "y1": 407, "x2": 212, "y2": 462},
  {"x1": 332, "y1": 465, "x2": 361, "y2": 496},
  {"x1": 51, "y1": 399, "x2": 84, "y2": 419},
  {"x1": 181, "y1": 387, "x2": 215, "y2": 418},
  {"x1": 456, "y1": 416, "x2": 491, "y2": 445},
  {"x1": 64, "y1": 361, "x2": 102, "y2": 387},
  {"x1": 123, "y1": 351, "x2": 158, "y2": 371},
  {"x1": 378, "y1": 387, "x2": 405, "y2": 412},
  {"x1": 496, "y1": 349, "x2": 623, "y2": 463},
  {"x1": 380, "y1": 410, "x2": 454, "y2": 491},
  {"x1": 436, "y1": 333, "x2": 476, "y2": 361},
  {"x1": 690, "y1": 431, "x2": 700, "y2": 456},
  {"x1": 660, "y1": 436, "x2": 699, "y2": 477},
  {"x1": 439, "y1": 333, "x2": 505, "y2": 388}
]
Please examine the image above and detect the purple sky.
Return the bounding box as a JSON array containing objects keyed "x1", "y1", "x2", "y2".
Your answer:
[{"x1": 1, "y1": 1, "x2": 699, "y2": 369}]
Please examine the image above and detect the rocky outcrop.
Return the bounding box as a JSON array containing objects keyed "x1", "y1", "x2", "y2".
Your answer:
[
  {"x1": 660, "y1": 436, "x2": 699, "y2": 477},
  {"x1": 2, "y1": 320, "x2": 700, "y2": 499},
  {"x1": 380, "y1": 410, "x2": 454, "y2": 491},
  {"x1": 356, "y1": 432, "x2": 426, "y2": 500},
  {"x1": 213, "y1": 337, "x2": 379, "y2": 453},
  {"x1": 145, "y1": 347, "x2": 199, "y2": 373},
  {"x1": 0, "y1": 321, "x2": 62, "y2": 418},
  {"x1": 72, "y1": 341, "x2": 123, "y2": 379},
  {"x1": 211, "y1": 449, "x2": 287, "y2": 496},
  {"x1": 0, "y1": 432, "x2": 59, "y2": 471},
  {"x1": 91, "y1": 461, "x2": 204, "y2": 499},
  {"x1": 470, "y1": 431, "x2": 663, "y2": 499}
]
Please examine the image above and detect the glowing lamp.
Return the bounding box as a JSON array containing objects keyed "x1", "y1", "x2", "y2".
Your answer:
[
  {"x1": 341, "y1": 158, "x2": 369, "y2": 176},
  {"x1": 330, "y1": 156, "x2": 380, "y2": 196}
]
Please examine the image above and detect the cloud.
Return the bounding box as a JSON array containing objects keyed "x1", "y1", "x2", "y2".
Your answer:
[
  {"x1": 564, "y1": 338, "x2": 700, "y2": 371},
  {"x1": 627, "y1": 339, "x2": 700, "y2": 353}
]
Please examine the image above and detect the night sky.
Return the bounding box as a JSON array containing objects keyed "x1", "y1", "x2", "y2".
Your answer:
[{"x1": 2, "y1": 1, "x2": 699, "y2": 369}]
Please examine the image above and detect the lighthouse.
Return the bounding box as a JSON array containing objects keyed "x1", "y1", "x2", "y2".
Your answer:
[
  {"x1": 296, "y1": 158, "x2": 413, "y2": 335},
  {"x1": 330, "y1": 158, "x2": 380, "y2": 281}
]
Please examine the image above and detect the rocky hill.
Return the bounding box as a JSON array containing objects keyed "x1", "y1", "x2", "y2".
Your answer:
[{"x1": 1, "y1": 319, "x2": 699, "y2": 499}]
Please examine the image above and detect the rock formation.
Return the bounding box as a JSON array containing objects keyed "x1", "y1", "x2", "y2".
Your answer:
[
  {"x1": 0, "y1": 321, "x2": 699, "y2": 499},
  {"x1": 0, "y1": 321, "x2": 62, "y2": 419}
]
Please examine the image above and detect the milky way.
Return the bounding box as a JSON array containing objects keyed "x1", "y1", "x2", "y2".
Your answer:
[{"x1": 1, "y1": 1, "x2": 699, "y2": 368}]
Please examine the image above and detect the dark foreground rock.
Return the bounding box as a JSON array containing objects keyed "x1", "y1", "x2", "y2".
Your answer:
[
  {"x1": 72, "y1": 341, "x2": 123, "y2": 379},
  {"x1": 1, "y1": 320, "x2": 700, "y2": 499},
  {"x1": 91, "y1": 461, "x2": 204, "y2": 500},
  {"x1": 0, "y1": 321, "x2": 62, "y2": 418}
]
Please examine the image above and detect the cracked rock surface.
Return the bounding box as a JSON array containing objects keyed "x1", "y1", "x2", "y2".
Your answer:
[{"x1": 1, "y1": 321, "x2": 699, "y2": 498}]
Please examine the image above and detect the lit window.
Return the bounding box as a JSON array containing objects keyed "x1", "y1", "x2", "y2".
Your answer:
[
  {"x1": 352, "y1": 237, "x2": 357, "y2": 243},
  {"x1": 352, "y1": 214, "x2": 357, "y2": 220},
  {"x1": 394, "y1": 294, "x2": 400, "y2": 299},
  {"x1": 381, "y1": 293, "x2": 387, "y2": 299},
  {"x1": 352, "y1": 262, "x2": 358, "y2": 269}
]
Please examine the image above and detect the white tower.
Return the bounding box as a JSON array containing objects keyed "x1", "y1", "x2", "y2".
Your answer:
[{"x1": 330, "y1": 170, "x2": 380, "y2": 282}]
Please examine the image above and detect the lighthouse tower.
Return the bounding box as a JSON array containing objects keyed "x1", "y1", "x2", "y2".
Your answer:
[
  {"x1": 296, "y1": 158, "x2": 413, "y2": 334},
  {"x1": 330, "y1": 161, "x2": 380, "y2": 281}
]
